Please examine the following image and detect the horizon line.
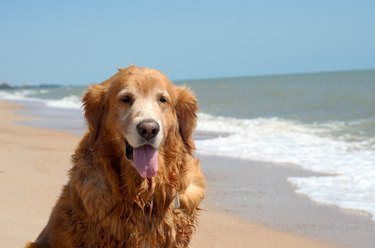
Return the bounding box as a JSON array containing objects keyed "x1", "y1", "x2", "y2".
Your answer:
[{"x1": 2, "y1": 67, "x2": 375, "y2": 87}]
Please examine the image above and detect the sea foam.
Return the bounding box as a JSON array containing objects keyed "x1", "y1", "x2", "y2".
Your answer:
[
  {"x1": 196, "y1": 113, "x2": 375, "y2": 221},
  {"x1": 0, "y1": 89, "x2": 47, "y2": 101},
  {"x1": 0, "y1": 89, "x2": 82, "y2": 109},
  {"x1": 45, "y1": 95, "x2": 81, "y2": 109}
]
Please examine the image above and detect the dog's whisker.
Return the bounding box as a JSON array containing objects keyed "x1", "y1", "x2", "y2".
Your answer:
[{"x1": 110, "y1": 136, "x2": 123, "y2": 142}]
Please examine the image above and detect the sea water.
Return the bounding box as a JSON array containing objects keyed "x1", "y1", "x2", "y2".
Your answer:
[{"x1": 1, "y1": 69, "x2": 375, "y2": 221}]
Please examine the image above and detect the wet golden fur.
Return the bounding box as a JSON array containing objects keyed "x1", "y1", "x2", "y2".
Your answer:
[{"x1": 27, "y1": 66, "x2": 205, "y2": 247}]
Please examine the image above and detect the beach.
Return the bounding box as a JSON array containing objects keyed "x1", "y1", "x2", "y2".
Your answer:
[
  {"x1": 1, "y1": 70, "x2": 375, "y2": 247},
  {"x1": 1, "y1": 101, "x2": 374, "y2": 248},
  {"x1": 2, "y1": 0, "x2": 375, "y2": 246},
  {"x1": 0, "y1": 100, "x2": 348, "y2": 248}
]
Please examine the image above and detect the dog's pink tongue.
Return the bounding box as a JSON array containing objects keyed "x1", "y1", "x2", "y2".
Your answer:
[{"x1": 133, "y1": 145, "x2": 158, "y2": 178}]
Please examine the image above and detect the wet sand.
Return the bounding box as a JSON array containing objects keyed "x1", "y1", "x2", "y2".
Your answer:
[{"x1": 199, "y1": 155, "x2": 375, "y2": 248}]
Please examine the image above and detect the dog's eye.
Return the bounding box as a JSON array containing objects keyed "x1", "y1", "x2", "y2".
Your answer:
[
  {"x1": 159, "y1": 96, "x2": 167, "y2": 103},
  {"x1": 121, "y1": 95, "x2": 133, "y2": 104}
]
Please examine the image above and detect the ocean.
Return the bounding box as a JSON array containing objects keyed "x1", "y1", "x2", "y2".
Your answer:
[{"x1": 1, "y1": 69, "x2": 375, "y2": 221}]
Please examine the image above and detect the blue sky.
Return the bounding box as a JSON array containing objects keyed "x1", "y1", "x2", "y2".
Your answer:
[{"x1": 1, "y1": 0, "x2": 374, "y2": 85}]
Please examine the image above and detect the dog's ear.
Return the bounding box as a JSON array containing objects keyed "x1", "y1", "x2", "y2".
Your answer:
[
  {"x1": 175, "y1": 86, "x2": 198, "y2": 154},
  {"x1": 82, "y1": 83, "x2": 108, "y2": 140}
]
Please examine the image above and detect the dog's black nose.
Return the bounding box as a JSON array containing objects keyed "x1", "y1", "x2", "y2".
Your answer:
[{"x1": 137, "y1": 120, "x2": 160, "y2": 141}]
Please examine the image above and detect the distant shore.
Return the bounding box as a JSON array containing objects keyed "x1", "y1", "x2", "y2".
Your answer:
[{"x1": 1, "y1": 99, "x2": 374, "y2": 247}]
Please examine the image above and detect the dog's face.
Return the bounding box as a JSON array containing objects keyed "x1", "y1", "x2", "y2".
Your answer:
[
  {"x1": 83, "y1": 66, "x2": 197, "y2": 179},
  {"x1": 107, "y1": 67, "x2": 177, "y2": 178},
  {"x1": 109, "y1": 67, "x2": 176, "y2": 151}
]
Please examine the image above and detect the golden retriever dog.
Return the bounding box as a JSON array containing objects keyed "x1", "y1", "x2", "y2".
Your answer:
[{"x1": 27, "y1": 65, "x2": 205, "y2": 247}]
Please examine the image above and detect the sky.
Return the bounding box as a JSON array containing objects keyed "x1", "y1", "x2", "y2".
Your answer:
[{"x1": 0, "y1": 0, "x2": 374, "y2": 85}]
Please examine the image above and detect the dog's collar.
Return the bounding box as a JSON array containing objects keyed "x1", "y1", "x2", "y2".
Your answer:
[{"x1": 173, "y1": 192, "x2": 180, "y2": 209}]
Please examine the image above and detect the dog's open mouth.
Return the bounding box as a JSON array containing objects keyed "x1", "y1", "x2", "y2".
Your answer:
[
  {"x1": 125, "y1": 141, "x2": 134, "y2": 161},
  {"x1": 125, "y1": 141, "x2": 158, "y2": 179}
]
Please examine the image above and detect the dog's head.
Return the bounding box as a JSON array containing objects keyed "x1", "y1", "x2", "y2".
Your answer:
[{"x1": 82, "y1": 65, "x2": 198, "y2": 178}]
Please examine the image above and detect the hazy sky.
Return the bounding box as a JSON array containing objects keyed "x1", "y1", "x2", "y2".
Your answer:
[{"x1": 1, "y1": 0, "x2": 374, "y2": 85}]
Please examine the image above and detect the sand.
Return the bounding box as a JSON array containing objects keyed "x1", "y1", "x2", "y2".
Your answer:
[{"x1": 0, "y1": 99, "x2": 345, "y2": 247}]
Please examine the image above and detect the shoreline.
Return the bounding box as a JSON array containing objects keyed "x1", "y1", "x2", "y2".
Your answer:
[
  {"x1": 0, "y1": 99, "x2": 373, "y2": 247},
  {"x1": 199, "y1": 155, "x2": 375, "y2": 248}
]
